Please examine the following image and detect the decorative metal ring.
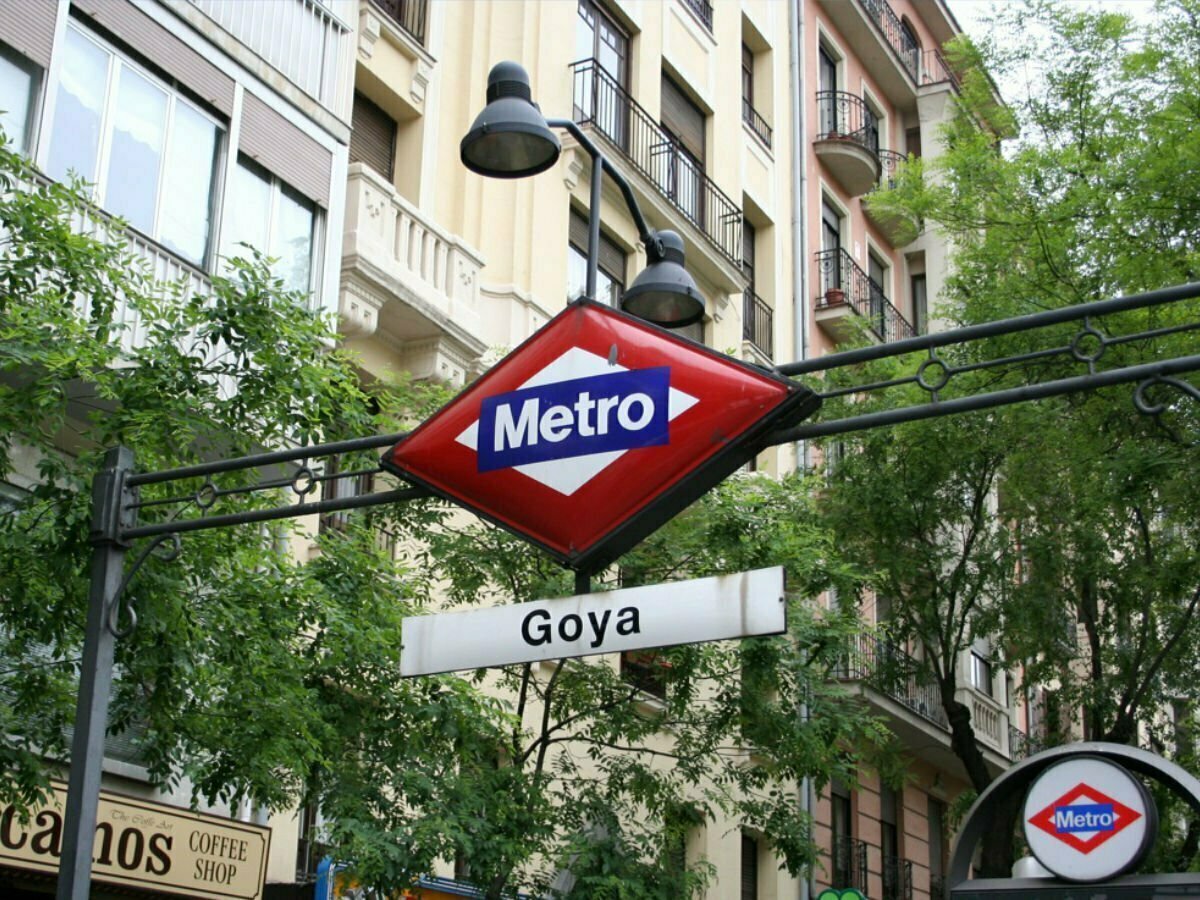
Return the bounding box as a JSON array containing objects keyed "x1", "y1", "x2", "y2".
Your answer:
[
  {"x1": 1070, "y1": 326, "x2": 1106, "y2": 364},
  {"x1": 916, "y1": 357, "x2": 952, "y2": 393},
  {"x1": 292, "y1": 466, "x2": 316, "y2": 496},
  {"x1": 195, "y1": 481, "x2": 218, "y2": 509}
]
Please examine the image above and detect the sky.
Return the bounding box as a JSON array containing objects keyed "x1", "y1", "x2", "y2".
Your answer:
[{"x1": 944, "y1": 0, "x2": 1161, "y2": 108}]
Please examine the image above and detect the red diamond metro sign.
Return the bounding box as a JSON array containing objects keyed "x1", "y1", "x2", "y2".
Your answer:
[
  {"x1": 382, "y1": 299, "x2": 819, "y2": 571},
  {"x1": 1027, "y1": 782, "x2": 1142, "y2": 854}
]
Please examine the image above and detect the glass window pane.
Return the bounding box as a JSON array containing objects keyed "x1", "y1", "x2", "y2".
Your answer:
[
  {"x1": 567, "y1": 243, "x2": 586, "y2": 301},
  {"x1": 159, "y1": 101, "x2": 219, "y2": 266},
  {"x1": 222, "y1": 160, "x2": 272, "y2": 267},
  {"x1": 47, "y1": 26, "x2": 110, "y2": 186},
  {"x1": 0, "y1": 49, "x2": 35, "y2": 152},
  {"x1": 272, "y1": 184, "x2": 314, "y2": 294},
  {"x1": 104, "y1": 66, "x2": 167, "y2": 235}
]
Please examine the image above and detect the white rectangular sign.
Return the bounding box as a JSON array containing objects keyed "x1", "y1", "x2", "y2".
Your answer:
[{"x1": 401, "y1": 566, "x2": 785, "y2": 677}]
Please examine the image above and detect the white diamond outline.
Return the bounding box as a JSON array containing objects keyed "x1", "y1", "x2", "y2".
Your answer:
[{"x1": 456, "y1": 347, "x2": 699, "y2": 496}]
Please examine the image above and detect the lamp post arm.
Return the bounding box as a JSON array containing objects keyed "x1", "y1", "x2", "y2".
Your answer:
[{"x1": 546, "y1": 118, "x2": 662, "y2": 259}]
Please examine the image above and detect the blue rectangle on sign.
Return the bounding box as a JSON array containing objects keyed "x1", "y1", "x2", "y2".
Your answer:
[
  {"x1": 1053, "y1": 803, "x2": 1116, "y2": 833},
  {"x1": 478, "y1": 367, "x2": 671, "y2": 472}
]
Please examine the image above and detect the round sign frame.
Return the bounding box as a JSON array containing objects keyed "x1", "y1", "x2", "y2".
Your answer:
[{"x1": 1022, "y1": 754, "x2": 1157, "y2": 882}]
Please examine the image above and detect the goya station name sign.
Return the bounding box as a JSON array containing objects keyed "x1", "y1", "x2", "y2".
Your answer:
[
  {"x1": 383, "y1": 299, "x2": 819, "y2": 572},
  {"x1": 0, "y1": 781, "x2": 269, "y2": 899},
  {"x1": 400, "y1": 567, "x2": 786, "y2": 677}
]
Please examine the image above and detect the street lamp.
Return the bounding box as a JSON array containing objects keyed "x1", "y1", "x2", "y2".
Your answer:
[{"x1": 460, "y1": 61, "x2": 706, "y2": 329}]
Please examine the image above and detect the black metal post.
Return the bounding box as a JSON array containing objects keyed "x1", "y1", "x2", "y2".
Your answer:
[{"x1": 57, "y1": 446, "x2": 135, "y2": 900}]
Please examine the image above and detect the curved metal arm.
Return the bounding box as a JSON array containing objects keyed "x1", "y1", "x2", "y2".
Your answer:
[
  {"x1": 107, "y1": 532, "x2": 182, "y2": 637},
  {"x1": 546, "y1": 117, "x2": 663, "y2": 259}
]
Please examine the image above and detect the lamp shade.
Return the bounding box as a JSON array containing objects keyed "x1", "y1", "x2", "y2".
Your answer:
[
  {"x1": 621, "y1": 231, "x2": 706, "y2": 328},
  {"x1": 460, "y1": 61, "x2": 561, "y2": 179}
]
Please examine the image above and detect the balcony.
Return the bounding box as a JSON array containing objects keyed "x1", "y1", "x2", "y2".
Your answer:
[
  {"x1": 188, "y1": 0, "x2": 353, "y2": 120},
  {"x1": 819, "y1": 0, "x2": 960, "y2": 108},
  {"x1": 742, "y1": 289, "x2": 774, "y2": 360},
  {"x1": 743, "y1": 99, "x2": 773, "y2": 150},
  {"x1": 371, "y1": 0, "x2": 427, "y2": 45},
  {"x1": 1008, "y1": 724, "x2": 1044, "y2": 761},
  {"x1": 339, "y1": 163, "x2": 487, "y2": 386},
  {"x1": 864, "y1": 150, "x2": 920, "y2": 246},
  {"x1": 836, "y1": 632, "x2": 948, "y2": 731},
  {"x1": 830, "y1": 836, "x2": 869, "y2": 892},
  {"x1": 882, "y1": 854, "x2": 914, "y2": 900},
  {"x1": 814, "y1": 91, "x2": 881, "y2": 196},
  {"x1": 814, "y1": 249, "x2": 916, "y2": 345},
  {"x1": 571, "y1": 59, "x2": 742, "y2": 267}
]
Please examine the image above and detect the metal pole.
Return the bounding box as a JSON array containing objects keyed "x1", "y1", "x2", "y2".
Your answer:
[
  {"x1": 586, "y1": 139, "x2": 603, "y2": 304},
  {"x1": 57, "y1": 446, "x2": 135, "y2": 900}
]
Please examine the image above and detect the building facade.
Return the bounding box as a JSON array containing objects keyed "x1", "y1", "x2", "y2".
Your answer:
[{"x1": 0, "y1": 0, "x2": 1038, "y2": 898}]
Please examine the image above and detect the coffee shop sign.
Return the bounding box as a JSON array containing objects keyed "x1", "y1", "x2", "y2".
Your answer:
[{"x1": 0, "y1": 780, "x2": 270, "y2": 900}]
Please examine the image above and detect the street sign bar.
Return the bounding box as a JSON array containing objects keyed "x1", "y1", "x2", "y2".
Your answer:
[{"x1": 400, "y1": 567, "x2": 786, "y2": 677}]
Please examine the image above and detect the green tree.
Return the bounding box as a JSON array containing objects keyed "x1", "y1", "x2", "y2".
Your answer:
[
  {"x1": 829, "y1": 0, "x2": 1200, "y2": 874},
  {"x1": 0, "y1": 134, "x2": 506, "y2": 890},
  {"x1": 380, "y1": 470, "x2": 896, "y2": 899}
]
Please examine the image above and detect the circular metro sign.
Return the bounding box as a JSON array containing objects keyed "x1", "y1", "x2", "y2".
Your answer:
[{"x1": 1023, "y1": 755, "x2": 1156, "y2": 882}]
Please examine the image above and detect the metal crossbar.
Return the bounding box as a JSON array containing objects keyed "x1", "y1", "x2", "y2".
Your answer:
[{"x1": 771, "y1": 282, "x2": 1200, "y2": 443}]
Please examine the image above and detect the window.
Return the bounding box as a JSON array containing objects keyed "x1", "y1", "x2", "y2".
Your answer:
[
  {"x1": 295, "y1": 798, "x2": 328, "y2": 881},
  {"x1": 819, "y1": 200, "x2": 845, "y2": 299},
  {"x1": 899, "y1": 17, "x2": 922, "y2": 82},
  {"x1": 350, "y1": 91, "x2": 396, "y2": 181},
  {"x1": 567, "y1": 208, "x2": 625, "y2": 307},
  {"x1": 881, "y1": 785, "x2": 901, "y2": 900},
  {"x1": 818, "y1": 46, "x2": 838, "y2": 136},
  {"x1": 741, "y1": 831, "x2": 759, "y2": 900},
  {"x1": 659, "y1": 75, "x2": 705, "y2": 226},
  {"x1": 575, "y1": 0, "x2": 629, "y2": 145},
  {"x1": 970, "y1": 652, "x2": 993, "y2": 698},
  {"x1": 927, "y1": 796, "x2": 946, "y2": 896},
  {"x1": 831, "y1": 779, "x2": 853, "y2": 886},
  {"x1": 621, "y1": 649, "x2": 667, "y2": 700},
  {"x1": 0, "y1": 44, "x2": 38, "y2": 153},
  {"x1": 46, "y1": 23, "x2": 221, "y2": 267},
  {"x1": 222, "y1": 157, "x2": 316, "y2": 294},
  {"x1": 868, "y1": 251, "x2": 889, "y2": 336},
  {"x1": 741, "y1": 44, "x2": 754, "y2": 116},
  {"x1": 911, "y1": 273, "x2": 928, "y2": 334}
]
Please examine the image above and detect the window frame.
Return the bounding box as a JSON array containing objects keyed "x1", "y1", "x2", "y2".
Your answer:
[
  {"x1": 970, "y1": 651, "x2": 994, "y2": 698},
  {"x1": 567, "y1": 207, "x2": 626, "y2": 308},
  {"x1": 0, "y1": 42, "x2": 40, "y2": 154},
  {"x1": 47, "y1": 21, "x2": 225, "y2": 270},
  {"x1": 222, "y1": 154, "x2": 319, "y2": 298}
]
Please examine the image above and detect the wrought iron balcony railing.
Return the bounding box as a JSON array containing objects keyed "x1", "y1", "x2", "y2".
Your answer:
[
  {"x1": 815, "y1": 249, "x2": 917, "y2": 344},
  {"x1": 571, "y1": 59, "x2": 742, "y2": 266},
  {"x1": 835, "y1": 632, "x2": 949, "y2": 731},
  {"x1": 816, "y1": 90, "x2": 880, "y2": 155},
  {"x1": 743, "y1": 98, "x2": 773, "y2": 150},
  {"x1": 1008, "y1": 724, "x2": 1044, "y2": 761},
  {"x1": 854, "y1": 0, "x2": 961, "y2": 91},
  {"x1": 882, "y1": 854, "x2": 914, "y2": 900},
  {"x1": 877, "y1": 149, "x2": 907, "y2": 190},
  {"x1": 743, "y1": 289, "x2": 774, "y2": 358},
  {"x1": 372, "y1": 0, "x2": 428, "y2": 45},
  {"x1": 831, "y1": 836, "x2": 869, "y2": 892},
  {"x1": 678, "y1": 0, "x2": 713, "y2": 30}
]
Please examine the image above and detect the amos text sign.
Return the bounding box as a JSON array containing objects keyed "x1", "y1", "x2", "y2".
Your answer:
[
  {"x1": 383, "y1": 300, "x2": 818, "y2": 570},
  {"x1": 0, "y1": 780, "x2": 269, "y2": 899},
  {"x1": 400, "y1": 567, "x2": 786, "y2": 677}
]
